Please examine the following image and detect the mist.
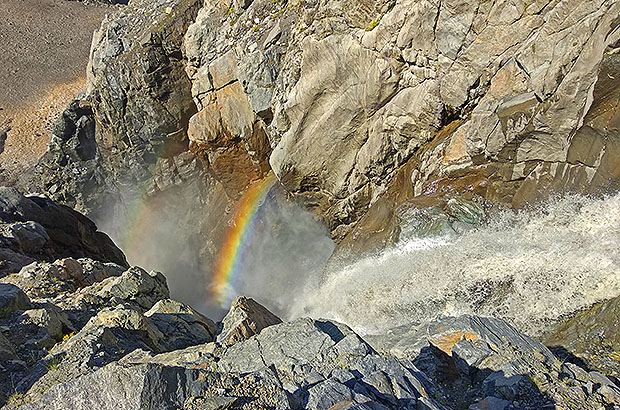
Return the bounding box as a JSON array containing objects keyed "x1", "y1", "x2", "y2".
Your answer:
[{"x1": 96, "y1": 181, "x2": 335, "y2": 320}]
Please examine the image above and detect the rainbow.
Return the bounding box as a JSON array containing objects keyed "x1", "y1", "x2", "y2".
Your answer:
[{"x1": 210, "y1": 174, "x2": 276, "y2": 306}]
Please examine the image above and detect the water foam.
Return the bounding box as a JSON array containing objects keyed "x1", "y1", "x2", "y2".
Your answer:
[{"x1": 288, "y1": 193, "x2": 620, "y2": 336}]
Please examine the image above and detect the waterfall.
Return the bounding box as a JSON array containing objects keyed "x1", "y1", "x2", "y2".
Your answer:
[{"x1": 287, "y1": 193, "x2": 620, "y2": 336}]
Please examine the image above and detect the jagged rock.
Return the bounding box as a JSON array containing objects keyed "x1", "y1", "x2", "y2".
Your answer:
[
  {"x1": 0, "y1": 283, "x2": 32, "y2": 317},
  {"x1": 305, "y1": 379, "x2": 353, "y2": 409},
  {"x1": 12, "y1": 306, "x2": 165, "y2": 405},
  {"x1": 216, "y1": 296, "x2": 282, "y2": 347},
  {"x1": 79, "y1": 306, "x2": 164, "y2": 351},
  {"x1": 185, "y1": 396, "x2": 237, "y2": 410},
  {"x1": 0, "y1": 332, "x2": 16, "y2": 361},
  {"x1": 218, "y1": 317, "x2": 361, "y2": 373},
  {"x1": 369, "y1": 315, "x2": 620, "y2": 409},
  {"x1": 16, "y1": 316, "x2": 446, "y2": 410},
  {"x1": 468, "y1": 396, "x2": 511, "y2": 410},
  {"x1": 69, "y1": 266, "x2": 169, "y2": 313},
  {"x1": 0, "y1": 247, "x2": 36, "y2": 278},
  {"x1": 6, "y1": 306, "x2": 74, "y2": 352},
  {"x1": 145, "y1": 299, "x2": 217, "y2": 351},
  {"x1": 32, "y1": 0, "x2": 204, "y2": 218},
  {"x1": 0, "y1": 187, "x2": 127, "y2": 268},
  {"x1": 75, "y1": 258, "x2": 125, "y2": 285},
  {"x1": 0, "y1": 222, "x2": 49, "y2": 253},
  {"x1": 1, "y1": 262, "x2": 77, "y2": 299},
  {"x1": 12, "y1": 309, "x2": 620, "y2": 410}
]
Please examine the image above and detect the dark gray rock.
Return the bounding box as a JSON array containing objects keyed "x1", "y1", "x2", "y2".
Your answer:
[
  {"x1": 306, "y1": 378, "x2": 353, "y2": 409},
  {"x1": 0, "y1": 283, "x2": 32, "y2": 317},
  {"x1": 0, "y1": 332, "x2": 16, "y2": 360},
  {"x1": 0, "y1": 222, "x2": 49, "y2": 253},
  {"x1": 218, "y1": 317, "x2": 359, "y2": 373},
  {"x1": 469, "y1": 396, "x2": 511, "y2": 410},
  {"x1": 0, "y1": 187, "x2": 127, "y2": 268},
  {"x1": 19, "y1": 363, "x2": 201, "y2": 410}
]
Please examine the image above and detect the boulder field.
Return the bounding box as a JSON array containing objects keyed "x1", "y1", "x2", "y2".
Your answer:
[{"x1": 0, "y1": 188, "x2": 619, "y2": 409}]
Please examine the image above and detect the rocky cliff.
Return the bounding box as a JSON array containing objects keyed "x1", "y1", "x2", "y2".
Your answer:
[
  {"x1": 0, "y1": 189, "x2": 619, "y2": 410},
  {"x1": 31, "y1": 0, "x2": 620, "y2": 247}
]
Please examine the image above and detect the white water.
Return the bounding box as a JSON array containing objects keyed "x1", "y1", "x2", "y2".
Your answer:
[{"x1": 288, "y1": 193, "x2": 620, "y2": 336}]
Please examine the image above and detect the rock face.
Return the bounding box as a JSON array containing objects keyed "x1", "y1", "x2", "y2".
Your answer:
[
  {"x1": 181, "y1": 0, "x2": 620, "y2": 240},
  {"x1": 26, "y1": 0, "x2": 620, "y2": 255},
  {"x1": 31, "y1": 0, "x2": 209, "y2": 224}
]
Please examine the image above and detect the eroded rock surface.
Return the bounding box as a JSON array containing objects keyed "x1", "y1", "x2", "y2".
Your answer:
[{"x1": 216, "y1": 296, "x2": 282, "y2": 347}]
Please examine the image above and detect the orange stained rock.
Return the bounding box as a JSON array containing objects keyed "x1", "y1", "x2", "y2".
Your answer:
[{"x1": 429, "y1": 331, "x2": 479, "y2": 356}]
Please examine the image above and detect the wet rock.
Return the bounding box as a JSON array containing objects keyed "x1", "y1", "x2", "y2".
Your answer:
[
  {"x1": 216, "y1": 296, "x2": 282, "y2": 347},
  {"x1": 0, "y1": 283, "x2": 32, "y2": 317},
  {"x1": 543, "y1": 295, "x2": 620, "y2": 379},
  {"x1": 369, "y1": 315, "x2": 620, "y2": 409},
  {"x1": 145, "y1": 299, "x2": 216, "y2": 351}
]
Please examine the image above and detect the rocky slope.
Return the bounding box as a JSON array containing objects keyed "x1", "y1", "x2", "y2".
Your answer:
[
  {"x1": 0, "y1": 189, "x2": 618, "y2": 410},
  {"x1": 0, "y1": 0, "x2": 112, "y2": 186}
]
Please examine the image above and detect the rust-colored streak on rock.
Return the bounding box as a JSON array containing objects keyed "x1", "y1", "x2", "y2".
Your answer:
[{"x1": 429, "y1": 331, "x2": 479, "y2": 356}]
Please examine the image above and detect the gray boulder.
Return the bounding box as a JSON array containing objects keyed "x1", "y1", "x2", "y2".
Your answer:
[
  {"x1": 69, "y1": 266, "x2": 170, "y2": 313},
  {"x1": 0, "y1": 187, "x2": 127, "y2": 267},
  {"x1": 216, "y1": 296, "x2": 282, "y2": 347},
  {"x1": 145, "y1": 299, "x2": 217, "y2": 351},
  {"x1": 0, "y1": 283, "x2": 31, "y2": 317}
]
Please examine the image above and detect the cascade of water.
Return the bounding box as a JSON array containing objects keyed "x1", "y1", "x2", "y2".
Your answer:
[{"x1": 287, "y1": 193, "x2": 620, "y2": 336}]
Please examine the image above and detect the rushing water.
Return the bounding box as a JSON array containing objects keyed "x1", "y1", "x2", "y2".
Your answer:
[{"x1": 287, "y1": 193, "x2": 620, "y2": 336}]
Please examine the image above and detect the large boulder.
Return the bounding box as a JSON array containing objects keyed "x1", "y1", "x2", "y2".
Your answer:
[
  {"x1": 145, "y1": 299, "x2": 217, "y2": 351},
  {"x1": 216, "y1": 296, "x2": 282, "y2": 347},
  {"x1": 0, "y1": 187, "x2": 127, "y2": 269},
  {"x1": 0, "y1": 283, "x2": 32, "y2": 317}
]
